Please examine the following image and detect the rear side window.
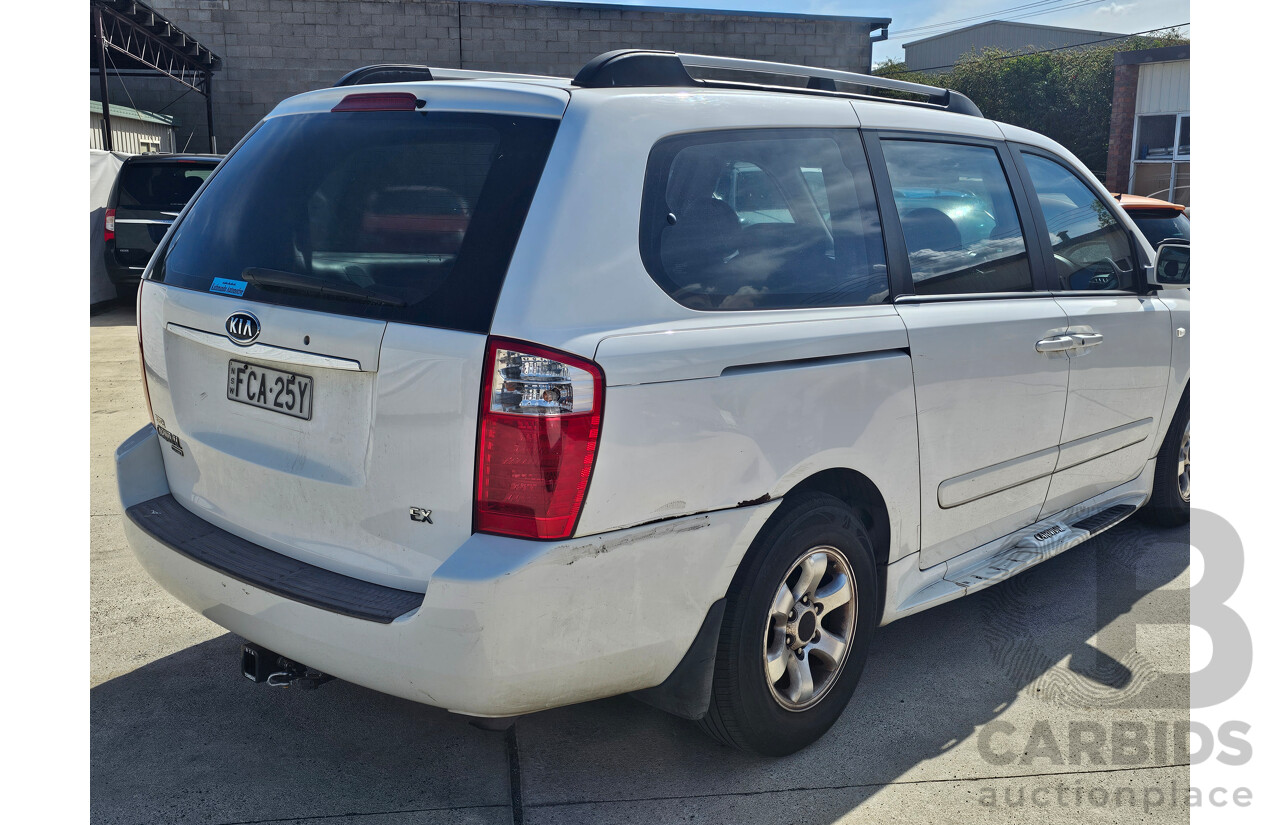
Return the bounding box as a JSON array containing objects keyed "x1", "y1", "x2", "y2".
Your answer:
[
  {"x1": 641, "y1": 130, "x2": 888, "y2": 311},
  {"x1": 118, "y1": 162, "x2": 215, "y2": 211},
  {"x1": 153, "y1": 111, "x2": 558, "y2": 334},
  {"x1": 1021, "y1": 153, "x2": 1137, "y2": 291},
  {"x1": 880, "y1": 140, "x2": 1033, "y2": 296}
]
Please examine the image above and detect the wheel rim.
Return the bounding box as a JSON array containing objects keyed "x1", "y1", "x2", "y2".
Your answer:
[
  {"x1": 1177, "y1": 419, "x2": 1190, "y2": 503},
  {"x1": 762, "y1": 545, "x2": 857, "y2": 712}
]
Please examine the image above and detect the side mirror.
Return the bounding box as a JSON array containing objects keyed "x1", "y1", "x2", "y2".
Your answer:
[{"x1": 1148, "y1": 241, "x2": 1190, "y2": 289}]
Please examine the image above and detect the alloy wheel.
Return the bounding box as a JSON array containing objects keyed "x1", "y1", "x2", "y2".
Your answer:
[{"x1": 762, "y1": 546, "x2": 857, "y2": 711}]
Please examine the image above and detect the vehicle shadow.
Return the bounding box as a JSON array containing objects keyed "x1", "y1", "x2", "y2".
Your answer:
[
  {"x1": 90, "y1": 305, "x2": 137, "y2": 326},
  {"x1": 90, "y1": 632, "x2": 514, "y2": 825},
  {"x1": 90, "y1": 520, "x2": 1188, "y2": 824}
]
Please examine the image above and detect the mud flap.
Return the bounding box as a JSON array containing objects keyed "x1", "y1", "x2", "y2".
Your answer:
[{"x1": 630, "y1": 598, "x2": 725, "y2": 720}]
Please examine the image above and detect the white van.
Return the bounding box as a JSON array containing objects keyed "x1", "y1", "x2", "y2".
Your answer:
[{"x1": 116, "y1": 51, "x2": 1191, "y2": 755}]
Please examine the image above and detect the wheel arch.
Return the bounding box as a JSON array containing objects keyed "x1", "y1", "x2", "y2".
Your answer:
[
  {"x1": 764, "y1": 467, "x2": 893, "y2": 624},
  {"x1": 642, "y1": 467, "x2": 895, "y2": 722}
]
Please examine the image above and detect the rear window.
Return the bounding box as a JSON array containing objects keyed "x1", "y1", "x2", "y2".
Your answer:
[
  {"x1": 118, "y1": 162, "x2": 216, "y2": 211},
  {"x1": 153, "y1": 111, "x2": 558, "y2": 334},
  {"x1": 1127, "y1": 209, "x2": 1190, "y2": 248}
]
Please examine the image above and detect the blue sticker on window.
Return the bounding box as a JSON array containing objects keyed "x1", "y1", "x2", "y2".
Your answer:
[{"x1": 210, "y1": 278, "x2": 247, "y2": 297}]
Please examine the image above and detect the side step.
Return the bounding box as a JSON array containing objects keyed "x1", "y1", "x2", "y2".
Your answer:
[
  {"x1": 1071, "y1": 504, "x2": 1137, "y2": 534},
  {"x1": 884, "y1": 490, "x2": 1147, "y2": 624},
  {"x1": 948, "y1": 504, "x2": 1136, "y2": 591}
]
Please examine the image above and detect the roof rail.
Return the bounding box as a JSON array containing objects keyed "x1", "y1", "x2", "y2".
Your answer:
[
  {"x1": 572, "y1": 50, "x2": 984, "y2": 118},
  {"x1": 334, "y1": 64, "x2": 564, "y2": 87},
  {"x1": 335, "y1": 65, "x2": 436, "y2": 87}
]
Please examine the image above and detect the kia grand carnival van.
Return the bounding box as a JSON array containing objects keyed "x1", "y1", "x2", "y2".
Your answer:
[{"x1": 116, "y1": 51, "x2": 1191, "y2": 756}]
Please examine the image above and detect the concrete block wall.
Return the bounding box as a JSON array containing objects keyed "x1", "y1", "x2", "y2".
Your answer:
[
  {"x1": 459, "y1": 2, "x2": 875, "y2": 78},
  {"x1": 95, "y1": 1, "x2": 884, "y2": 151}
]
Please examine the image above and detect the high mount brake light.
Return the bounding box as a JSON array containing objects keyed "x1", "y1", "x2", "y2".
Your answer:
[
  {"x1": 474, "y1": 338, "x2": 604, "y2": 540},
  {"x1": 331, "y1": 92, "x2": 419, "y2": 112}
]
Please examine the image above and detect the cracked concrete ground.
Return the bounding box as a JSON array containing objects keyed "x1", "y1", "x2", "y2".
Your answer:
[{"x1": 91, "y1": 306, "x2": 1190, "y2": 824}]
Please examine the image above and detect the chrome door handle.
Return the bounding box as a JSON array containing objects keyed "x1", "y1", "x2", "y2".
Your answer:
[
  {"x1": 1035, "y1": 335, "x2": 1076, "y2": 353},
  {"x1": 1071, "y1": 332, "x2": 1104, "y2": 348}
]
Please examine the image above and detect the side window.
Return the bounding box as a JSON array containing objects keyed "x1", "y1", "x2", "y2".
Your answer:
[
  {"x1": 1021, "y1": 153, "x2": 1137, "y2": 291},
  {"x1": 641, "y1": 130, "x2": 888, "y2": 311},
  {"x1": 880, "y1": 140, "x2": 1034, "y2": 295}
]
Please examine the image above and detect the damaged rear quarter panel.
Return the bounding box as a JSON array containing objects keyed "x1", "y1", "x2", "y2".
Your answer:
[
  {"x1": 578, "y1": 314, "x2": 920, "y2": 563},
  {"x1": 421, "y1": 503, "x2": 780, "y2": 713}
]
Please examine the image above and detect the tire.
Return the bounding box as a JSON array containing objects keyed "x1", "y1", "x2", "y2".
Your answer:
[
  {"x1": 698, "y1": 491, "x2": 878, "y2": 755},
  {"x1": 1140, "y1": 392, "x2": 1190, "y2": 527}
]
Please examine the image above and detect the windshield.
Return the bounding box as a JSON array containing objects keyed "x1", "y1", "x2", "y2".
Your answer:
[
  {"x1": 1127, "y1": 209, "x2": 1190, "y2": 248},
  {"x1": 118, "y1": 162, "x2": 216, "y2": 211},
  {"x1": 153, "y1": 110, "x2": 558, "y2": 333}
]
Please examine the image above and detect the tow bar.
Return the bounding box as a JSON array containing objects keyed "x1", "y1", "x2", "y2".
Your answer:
[{"x1": 241, "y1": 643, "x2": 334, "y2": 690}]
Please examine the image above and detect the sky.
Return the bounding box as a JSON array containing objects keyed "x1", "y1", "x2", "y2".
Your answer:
[{"x1": 552, "y1": 0, "x2": 1191, "y2": 64}]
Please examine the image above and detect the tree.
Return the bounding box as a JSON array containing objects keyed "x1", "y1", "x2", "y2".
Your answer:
[{"x1": 872, "y1": 29, "x2": 1188, "y2": 180}]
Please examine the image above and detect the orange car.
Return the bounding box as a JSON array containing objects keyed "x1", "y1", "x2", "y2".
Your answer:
[{"x1": 1115, "y1": 193, "x2": 1190, "y2": 248}]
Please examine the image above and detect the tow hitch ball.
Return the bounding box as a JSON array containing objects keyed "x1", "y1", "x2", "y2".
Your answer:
[{"x1": 241, "y1": 643, "x2": 334, "y2": 690}]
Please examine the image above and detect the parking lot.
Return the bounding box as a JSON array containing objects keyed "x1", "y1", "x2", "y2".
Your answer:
[{"x1": 90, "y1": 306, "x2": 1191, "y2": 825}]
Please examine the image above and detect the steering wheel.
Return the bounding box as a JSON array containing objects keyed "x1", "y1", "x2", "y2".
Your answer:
[{"x1": 1068, "y1": 257, "x2": 1121, "y2": 291}]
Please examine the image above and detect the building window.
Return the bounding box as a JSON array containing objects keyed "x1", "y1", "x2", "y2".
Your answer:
[
  {"x1": 1131, "y1": 113, "x2": 1189, "y2": 206},
  {"x1": 140, "y1": 139, "x2": 161, "y2": 154}
]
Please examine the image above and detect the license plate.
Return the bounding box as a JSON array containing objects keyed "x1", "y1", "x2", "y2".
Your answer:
[{"x1": 227, "y1": 360, "x2": 314, "y2": 420}]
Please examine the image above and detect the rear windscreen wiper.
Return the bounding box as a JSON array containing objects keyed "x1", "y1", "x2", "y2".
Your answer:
[{"x1": 241, "y1": 268, "x2": 407, "y2": 307}]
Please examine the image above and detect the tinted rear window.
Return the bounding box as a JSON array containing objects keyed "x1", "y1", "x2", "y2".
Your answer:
[
  {"x1": 153, "y1": 111, "x2": 558, "y2": 333},
  {"x1": 118, "y1": 162, "x2": 216, "y2": 211},
  {"x1": 1127, "y1": 209, "x2": 1190, "y2": 248}
]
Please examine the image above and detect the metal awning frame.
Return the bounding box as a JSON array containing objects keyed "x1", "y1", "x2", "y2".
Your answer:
[{"x1": 91, "y1": 0, "x2": 222, "y2": 152}]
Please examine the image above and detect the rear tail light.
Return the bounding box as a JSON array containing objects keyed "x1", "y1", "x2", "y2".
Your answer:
[
  {"x1": 104, "y1": 208, "x2": 116, "y2": 242},
  {"x1": 475, "y1": 338, "x2": 604, "y2": 540}
]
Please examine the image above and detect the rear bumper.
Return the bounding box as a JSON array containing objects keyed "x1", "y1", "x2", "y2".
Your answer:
[
  {"x1": 117, "y1": 425, "x2": 778, "y2": 716},
  {"x1": 103, "y1": 246, "x2": 146, "y2": 286}
]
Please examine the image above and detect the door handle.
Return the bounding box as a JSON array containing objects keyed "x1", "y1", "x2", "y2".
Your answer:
[
  {"x1": 1071, "y1": 332, "x2": 1104, "y2": 348},
  {"x1": 1035, "y1": 334, "x2": 1076, "y2": 353}
]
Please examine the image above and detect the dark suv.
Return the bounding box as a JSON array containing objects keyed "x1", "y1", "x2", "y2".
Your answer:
[{"x1": 104, "y1": 154, "x2": 221, "y2": 290}]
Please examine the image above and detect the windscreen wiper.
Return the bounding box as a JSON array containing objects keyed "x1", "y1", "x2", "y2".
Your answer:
[{"x1": 241, "y1": 268, "x2": 407, "y2": 307}]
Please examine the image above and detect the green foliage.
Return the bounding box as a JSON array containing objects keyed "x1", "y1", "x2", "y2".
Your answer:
[{"x1": 871, "y1": 29, "x2": 1188, "y2": 180}]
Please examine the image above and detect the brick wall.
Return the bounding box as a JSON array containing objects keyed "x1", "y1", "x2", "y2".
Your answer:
[
  {"x1": 1105, "y1": 62, "x2": 1138, "y2": 192},
  {"x1": 95, "y1": 0, "x2": 883, "y2": 151}
]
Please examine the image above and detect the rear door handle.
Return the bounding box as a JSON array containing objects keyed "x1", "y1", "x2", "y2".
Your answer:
[
  {"x1": 1035, "y1": 334, "x2": 1076, "y2": 353},
  {"x1": 1071, "y1": 332, "x2": 1104, "y2": 348}
]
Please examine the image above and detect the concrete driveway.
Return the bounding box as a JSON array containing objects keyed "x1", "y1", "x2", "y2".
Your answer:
[{"x1": 91, "y1": 306, "x2": 1191, "y2": 824}]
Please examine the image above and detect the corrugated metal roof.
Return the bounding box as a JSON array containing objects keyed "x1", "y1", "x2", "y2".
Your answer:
[
  {"x1": 89, "y1": 99, "x2": 178, "y2": 127},
  {"x1": 478, "y1": 0, "x2": 890, "y2": 25},
  {"x1": 904, "y1": 19, "x2": 1125, "y2": 48}
]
